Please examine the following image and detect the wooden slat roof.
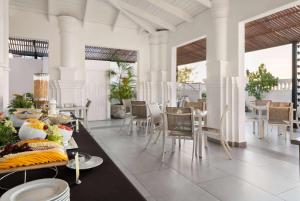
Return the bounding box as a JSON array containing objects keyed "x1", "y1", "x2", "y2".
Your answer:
[
  {"x1": 177, "y1": 5, "x2": 300, "y2": 66},
  {"x1": 176, "y1": 38, "x2": 206, "y2": 66},
  {"x1": 246, "y1": 5, "x2": 300, "y2": 52},
  {"x1": 9, "y1": 37, "x2": 49, "y2": 57},
  {"x1": 85, "y1": 46, "x2": 137, "y2": 63}
]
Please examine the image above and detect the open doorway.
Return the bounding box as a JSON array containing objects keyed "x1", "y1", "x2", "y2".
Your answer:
[
  {"x1": 176, "y1": 38, "x2": 207, "y2": 106},
  {"x1": 84, "y1": 46, "x2": 137, "y2": 121},
  {"x1": 243, "y1": 5, "x2": 300, "y2": 156}
]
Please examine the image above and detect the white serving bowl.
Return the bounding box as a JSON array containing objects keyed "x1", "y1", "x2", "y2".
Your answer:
[
  {"x1": 59, "y1": 128, "x2": 73, "y2": 145},
  {"x1": 48, "y1": 114, "x2": 71, "y2": 124},
  {"x1": 19, "y1": 122, "x2": 47, "y2": 140}
]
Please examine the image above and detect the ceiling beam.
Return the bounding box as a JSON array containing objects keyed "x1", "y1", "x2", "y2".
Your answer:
[
  {"x1": 144, "y1": 0, "x2": 193, "y2": 22},
  {"x1": 194, "y1": 0, "x2": 212, "y2": 8},
  {"x1": 83, "y1": 0, "x2": 90, "y2": 25},
  {"x1": 112, "y1": 11, "x2": 121, "y2": 32},
  {"x1": 47, "y1": 0, "x2": 51, "y2": 21},
  {"x1": 109, "y1": 0, "x2": 176, "y2": 31},
  {"x1": 108, "y1": 0, "x2": 156, "y2": 34},
  {"x1": 47, "y1": 0, "x2": 55, "y2": 22},
  {"x1": 121, "y1": 10, "x2": 156, "y2": 34}
]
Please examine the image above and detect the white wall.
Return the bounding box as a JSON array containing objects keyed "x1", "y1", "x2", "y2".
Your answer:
[
  {"x1": 9, "y1": 8, "x2": 150, "y2": 117},
  {"x1": 9, "y1": 57, "x2": 45, "y2": 100},
  {"x1": 9, "y1": 9, "x2": 150, "y2": 97},
  {"x1": 85, "y1": 60, "x2": 110, "y2": 121}
]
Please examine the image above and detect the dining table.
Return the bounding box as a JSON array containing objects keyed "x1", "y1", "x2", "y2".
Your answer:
[
  {"x1": 58, "y1": 106, "x2": 88, "y2": 127},
  {"x1": 0, "y1": 124, "x2": 146, "y2": 201}
]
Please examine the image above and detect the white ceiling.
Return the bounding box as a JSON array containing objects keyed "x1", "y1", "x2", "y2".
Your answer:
[{"x1": 9, "y1": 0, "x2": 210, "y2": 33}]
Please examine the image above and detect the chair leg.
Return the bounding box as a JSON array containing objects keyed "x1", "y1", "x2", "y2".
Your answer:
[
  {"x1": 252, "y1": 121, "x2": 256, "y2": 135},
  {"x1": 128, "y1": 117, "x2": 133, "y2": 135},
  {"x1": 145, "y1": 126, "x2": 154, "y2": 149},
  {"x1": 204, "y1": 133, "x2": 208, "y2": 148},
  {"x1": 290, "y1": 123, "x2": 294, "y2": 139},
  {"x1": 198, "y1": 133, "x2": 202, "y2": 158},
  {"x1": 172, "y1": 138, "x2": 175, "y2": 152},
  {"x1": 192, "y1": 135, "x2": 195, "y2": 160},
  {"x1": 179, "y1": 137, "x2": 181, "y2": 148},
  {"x1": 221, "y1": 137, "x2": 232, "y2": 160},
  {"x1": 194, "y1": 134, "x2": 197, "y2": 156},
  {"x1": 225, "y1": 140, "x2": 231, "y2": 151},
  {"x1": 162, "y1": 129, "x2": 165, "y2": 162},
  {"x1": 154, "y1": 129, "x2": 161, "y2": 144},
  {"x1": 145, "y1": 118, "x2": 150, "y2": 136},
  {"x1": 120, "y1": 117, "x2": 127, "y2": 132}
]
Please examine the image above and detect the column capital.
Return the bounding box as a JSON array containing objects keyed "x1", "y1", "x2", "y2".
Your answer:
[
  {"x1": 149, "y1": 30, "x2": 169, "y2": 45},
  {"x1": 58, "y1": 15, "x2": 81, "y2": 33},
  {"x1": 211, "y1": 0, "x2": 229, "y2": 19}
]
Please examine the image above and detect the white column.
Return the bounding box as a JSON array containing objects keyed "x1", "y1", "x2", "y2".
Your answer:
[
  {"x1": 149, "y1": 33, "x2": 159, "y2": 103},
  {"x1": 0, "y1": 0, "x2": 9, "y2": 111},
  {"x1": 149, "y1": 30, "x2": 169, "y2": 104},
  {"x1": 206, "y1": 0, "x2": 229, "y2": 129},
  {"x1": 50, "y1": 16, "x2": 85, "y2": 106},
  {"x1": 58, "y1": 16, "x2": 82, "y2": 80}
]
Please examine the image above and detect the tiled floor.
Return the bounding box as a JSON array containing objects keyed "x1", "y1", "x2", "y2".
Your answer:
[{"x1": 89, "y1": 120, "x2": 300, "y2": 201}]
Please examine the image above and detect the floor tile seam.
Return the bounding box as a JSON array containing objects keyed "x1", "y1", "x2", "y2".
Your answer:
[
  {"x1": 134, "y1": 166, "x2": 222, "y2": 201},
  {"x1": 218, "y1": 170, "x2": 292, "y2": 199},
  {"x1": 91, "y1": 134, "x2": 154, "y2": 199},
  {"x1": 246, "y1": 144, "x2": 299, "y2": 164},
  {"x1": 195, "y1": 174, "x2": 232, "y2": 186},
  {"x1": 276, "y1": 184, "x2": 300, "y2": 195}
]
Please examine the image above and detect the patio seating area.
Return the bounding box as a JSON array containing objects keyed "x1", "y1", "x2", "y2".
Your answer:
[
  {"x1": 1, "y1": 0, "x2": 300, "y2": 200},
  {"x1": 89, "y1": 119, "x2": 300, "y2": 201}
]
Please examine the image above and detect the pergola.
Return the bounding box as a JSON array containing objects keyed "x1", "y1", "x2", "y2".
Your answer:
[{"x1": 177, "y1": 5, "x2": 300, "y2": 66}]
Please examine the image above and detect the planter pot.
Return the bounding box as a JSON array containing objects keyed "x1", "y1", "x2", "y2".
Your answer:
[{"x1": 111, "y1": 104, "x2": 126, "y2": 119}]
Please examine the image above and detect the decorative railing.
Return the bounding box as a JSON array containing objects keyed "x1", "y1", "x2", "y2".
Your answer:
[{"x1": 271, "y1": 79, "x2": 292, "y2": 91}]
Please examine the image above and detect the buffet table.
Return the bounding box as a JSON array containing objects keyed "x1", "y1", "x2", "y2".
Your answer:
[{"x1": 0, "y1": 124, "x2": 146, "y2": 201}]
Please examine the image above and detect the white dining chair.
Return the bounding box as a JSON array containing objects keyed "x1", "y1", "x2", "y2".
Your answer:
[
  {"x1": 202, "y1": 105, "x2": 232, "y2": 160},
  {"x1": 128, "y1": 101, "x2": 150, "y2": 136},
  {"x1": 162, "y1": 107, "x2": 198, "y2": 161},
  {"x1": 119, "y1": 99, "x2": 132, "y2": 132},
  {"x1": 145, "y1": 103, "x2": 163, "y2": 149}
]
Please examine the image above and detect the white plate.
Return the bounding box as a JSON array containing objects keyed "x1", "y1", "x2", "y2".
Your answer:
[
  {"x1": 67, "y1": 156, "x2": 103, "y2": 170},
  {"x1": 51, "y1": 191, "x2": 69, "y2": 201},
  {"x1": 49, "y1": 189, "x2": 69, "y2": 201},
  {"x1": 1, "y1": 179, "x2": 69, "y2": 201}
]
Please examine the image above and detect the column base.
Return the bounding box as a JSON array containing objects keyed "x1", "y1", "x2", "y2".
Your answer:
[
  {"x1": 50, "y1": 80, "x2": 85, "y2": 107},
  {"x1": 207, "y1": 136, "x2": 247, "y2": 148}
]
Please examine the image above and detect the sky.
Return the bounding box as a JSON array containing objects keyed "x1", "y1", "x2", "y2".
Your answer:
[{"x1": 177, "y1": 44, "x2": 292, "y2": 83}]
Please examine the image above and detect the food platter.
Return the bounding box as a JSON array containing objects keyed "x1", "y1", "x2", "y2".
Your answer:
[{"x1": 0, "y1": 161, "x2": 68, "y2": 174}]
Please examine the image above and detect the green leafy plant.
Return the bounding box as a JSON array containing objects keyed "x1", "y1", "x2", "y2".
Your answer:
[
  {"x1": 0, "y1": 117, "x2": 17, "y2": 147},
  {"x1": 177, "y1": 67, "x2": 192, "y2": 83},
  {"x1": 201, "y1": 91, "x2": 207, "y2": 99},
  {"x1": 108, "y1": 59, "x2": 136, "y2": 104},
  {"x1": 8, "y1": 93, "x2": 34, "y2": 114},
  {"x1": 245, "y1": 64, "x2": 278, "y2": 100}
]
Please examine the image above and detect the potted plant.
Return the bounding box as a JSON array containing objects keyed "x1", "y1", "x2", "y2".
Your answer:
[
  {"x1": 201, "y1": 91, "x2": 207, "y2": 99},
  {"x1": 108, "y1": 59, "x2": 136, "y2": 118},
  {"x1": 8, "y1": 93, "x2": 35, "y2": 114},
  {"x1": 245, "y1": 64, "x2": 278, "y2": 100}
]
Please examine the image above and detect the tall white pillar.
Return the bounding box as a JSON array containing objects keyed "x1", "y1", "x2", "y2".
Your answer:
[
  {"x1": 50, "y1": 16, "x2": 85, "y2": 106},
  {"x1": 206, "y1": 0, "x2": 229, "y2": 130},
  {"x1": 149, "y1": 30, "x2": 169, "y2": 104},
  {"x1": 58, "y1": 16, "x2": 82, "y2": 80},
  {"x1": 206, "y1": 0, "x2": 246, "y2": 147},
  {"x1": 0, "y1": 0, "x2": 9, "y2": 111}
]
